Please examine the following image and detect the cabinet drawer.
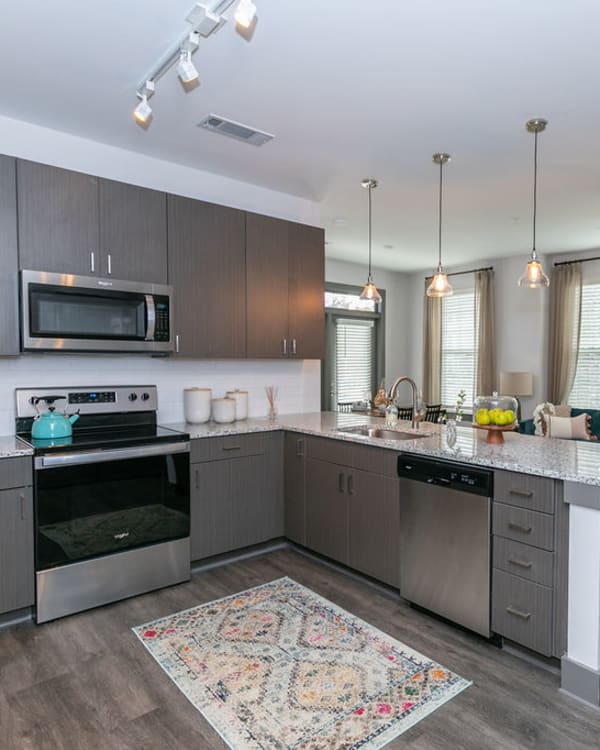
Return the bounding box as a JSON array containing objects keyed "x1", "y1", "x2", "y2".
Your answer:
[
  {"x1": 493, "y1": 502, "x2": 554, "y2": 551},
  {"x1": 306, "y1": 436, "x2": 353, "y2": 466},
  {"x1": 0, "y1": 457, "x2": 32, "y2": 489},
  {"x1": 493, "y1": 537, "x2": 554, "y2": 587},
  {"x1": 190, "y1": 433, "x2": 266, "y2": 463},
  {"x1": 492, "y1": 569, "x2": 553, "y2": 656},
  {"x1": 494, "y1": 470, "x2": 554, "y2": 514}
]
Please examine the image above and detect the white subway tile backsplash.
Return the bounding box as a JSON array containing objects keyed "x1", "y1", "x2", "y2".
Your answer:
[{"x1": 0, "y1": 355, "x2": 321, "y2": 435}]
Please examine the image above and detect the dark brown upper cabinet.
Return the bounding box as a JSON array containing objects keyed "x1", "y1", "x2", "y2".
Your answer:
[
  {"x1": 0, "y1": 156, "x2": 19, "y2": 355},
  {"x1": 98, "y1": 179, "x2": 167, "y2": 283},
  {"x1": 246, "y1": 213, "x2": 325, "y2": 359},
  {"x1": 17, "y1": 161, "x2": 168, "y2": 283},
  {"x1": 167, "y1": 195, "x2": 246, "y2": 358},
  {"x1": 17, "y1": 160, "x2": 99, "y2": 276}
]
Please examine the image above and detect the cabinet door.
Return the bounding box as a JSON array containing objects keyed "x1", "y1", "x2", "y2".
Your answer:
[
  {"x1": 348, "y1": 470, "x2": 400, "y2": 587},
  {"x1": 190, "y1": 461, "x2": 234, "y2": 560},
  {"x1": 246, "y1": 213, "x2": 290, "y2": 357},
  {"x1": 0, "y1": 156, "x2": 19, "y2": 355},
  {"x1": 99, "y1": 179, "x2": 167, "y2": 283},
  {"x1": 284, "y1": 433, "x2": 306, "y2": 544},
  {"x1": 288, "y1": 222, "x2": 325, "y2": 359},
  {"x1": 305, "y1": 458, "x2": 348, "y2": 564},
  {"x1": 17, "y1": 160, "x2": 99, "y2": 275},
  {"x1": 168, "y1": 196, "x2": 246, "y2": 358},
  {"x1": 0, "y1": 487, "x2": 34, "y2": 614}
]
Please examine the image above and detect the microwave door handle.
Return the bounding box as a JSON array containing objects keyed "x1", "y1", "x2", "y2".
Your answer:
[{"x1": 145, "y1": 295, "x2": 156, "y2": 341}]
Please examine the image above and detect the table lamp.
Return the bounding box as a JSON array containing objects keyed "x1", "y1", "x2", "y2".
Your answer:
[{"x1": 499, "y1": 371, "x2": 533, "y2": 421}]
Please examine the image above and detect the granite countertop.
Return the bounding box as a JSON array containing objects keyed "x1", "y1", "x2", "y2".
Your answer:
[
  {"x1": 166, "y1": 411, "x2": 600, "y2": 488},
  {"x1": 0, "y1": 436, "x2": 34, "y2": 458}
]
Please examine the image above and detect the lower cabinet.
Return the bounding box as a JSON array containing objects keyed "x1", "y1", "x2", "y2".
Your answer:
[
  {"x1": 302, "y1": 438, "x2": 400, "y2": 588},
  {"x1": 284, "y1": 434, "x2": 306, "y2": 545},
  {"x1": 0, "y1": 482, "x2": 34, "y2": 615},
  {"x1": 190, "y1": 432, "x2": 284, "y2": 561}
]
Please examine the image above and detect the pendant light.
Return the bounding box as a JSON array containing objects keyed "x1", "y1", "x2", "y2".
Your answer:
[
  {"x1": 359, "y1": 179, "x2": 382, "y2": 303},
  {"x1": 518, "y1": 118, "x2": 550, "y2": 288},
  {"x1": 426, "y1": 153, "x2": 453, "y2": 297}
]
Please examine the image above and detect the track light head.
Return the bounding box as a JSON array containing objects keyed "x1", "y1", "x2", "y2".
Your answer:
[
  {"x1": 234, "y1": 0, "x2": 257, "y2": 28},
  {"x1": 133, "y1": 80, "x2": 154, "y2": 125},
  {"x1": 177, "y1": 51, "x2": 199, "y2": 84}
]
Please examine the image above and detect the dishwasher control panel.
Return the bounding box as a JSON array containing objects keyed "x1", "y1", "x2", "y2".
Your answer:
[{"x1": 397, "y1": 454, "x2": 493, "y2": 497}]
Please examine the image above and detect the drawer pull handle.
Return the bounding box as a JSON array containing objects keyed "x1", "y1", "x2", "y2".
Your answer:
[
  {"x1": 223, "y1": 444, "x2": 242, "y2": 451},
  {"x1": 508, "y1": 557, "x2": 533, "y2": 569},
  {"x1": 296, "y1": 439, "x2": 304, "y2": 457},
  {"x1": 195, "y1": 468, "x2": 199, "y2": 490},
  {"x1": 508, "y1": 522, "x2": 532, "y2": 534},
  {"x1": 338, "y1": 472, "x2": 345, "y2": 493},
  {"x1": 506, "y1": 605, "x2": 531, "y2": 621},
  {"x1": 509, "y1": 488, "x2": 534, "y2": 498}
]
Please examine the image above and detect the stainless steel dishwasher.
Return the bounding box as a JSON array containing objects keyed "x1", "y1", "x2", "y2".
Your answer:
[{"x1": 398, "y1": 454, "x2": 493, "y2": 637}]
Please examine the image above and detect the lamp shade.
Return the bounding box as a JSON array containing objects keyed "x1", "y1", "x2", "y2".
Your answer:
[{"x1": 499, "y1": 371, "x2": 533, "y2": 397}]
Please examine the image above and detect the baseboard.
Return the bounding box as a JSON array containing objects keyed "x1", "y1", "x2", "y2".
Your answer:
[
  {"x1": 0, "y1": 606, "x2": 33, "y2": 630},
  {"x1": 191, "y1": 539, "x2": 288, "y2": 574},
  {"x1": 561, "y1": 655, "x2": 600, "y2": 708}
]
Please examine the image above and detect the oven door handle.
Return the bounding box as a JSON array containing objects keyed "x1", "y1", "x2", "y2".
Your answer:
[{"x1": 35, "y1": 441, "x2": 190, "y2": 469}]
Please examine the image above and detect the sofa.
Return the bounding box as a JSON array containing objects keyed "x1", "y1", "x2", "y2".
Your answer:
[{"x1": 519, "y1": 408, "x2": 600, "y2": 441}]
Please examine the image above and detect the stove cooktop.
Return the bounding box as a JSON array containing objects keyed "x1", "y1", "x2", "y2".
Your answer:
[{"x1": 17, "y1": 424, "x2": 188, "y2": 455}]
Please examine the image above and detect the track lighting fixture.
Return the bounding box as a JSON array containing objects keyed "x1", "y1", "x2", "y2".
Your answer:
[
  {"x1": 133, "y1": 80, "x2": 155, "y2": 125},
  {"x1": 234, "y1": 0, "x2": 257, "y2": 28},
  {"x1": 177, "y1": 51, "x2": 199, "y2": 84},
  {"x1": 133, "y1": 1, "x2": 259, "y2": 125}
]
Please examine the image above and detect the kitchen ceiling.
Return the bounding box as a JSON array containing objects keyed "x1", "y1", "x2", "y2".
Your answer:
[{"x1": 1, "y1": 1, "x2": 599, "y2": 272}]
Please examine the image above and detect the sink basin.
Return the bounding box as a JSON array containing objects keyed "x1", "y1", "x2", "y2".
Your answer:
[{"x1": 337, "y1": 425, "x2": 431, "y2": 441}]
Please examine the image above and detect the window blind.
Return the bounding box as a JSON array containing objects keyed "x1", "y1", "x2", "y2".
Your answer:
[
  {"x1": 570, "y1": 283, "x2": 600, "y2": 408},
  {"x1": 441, "y1": 290, "x2": 477, "y2": 408},
  {"x1": 334, "y1": 318, "x2": 375, "y2": 406}
]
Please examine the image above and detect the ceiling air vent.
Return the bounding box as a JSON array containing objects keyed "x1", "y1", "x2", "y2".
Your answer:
[{"x1": 197, "y1": 114, "x2": 274, "y2": 146}]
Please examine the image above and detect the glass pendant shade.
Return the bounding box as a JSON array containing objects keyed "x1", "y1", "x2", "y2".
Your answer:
[
  {"x1": 518, "y1": 254, "x2": 550, "y2": 288},
  {"x1": 427, "y1": 265, "x2": 454, "y2": 297},
  {"x1": 360, "y1": 276, "x2": 382, "y2": 303}
]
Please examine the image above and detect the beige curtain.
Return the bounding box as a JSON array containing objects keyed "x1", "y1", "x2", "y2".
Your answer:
[
  {"x1": 422, "y1": 278, "x2": 441, "y2": 403},
  {"x1": 548, "y1": 262, "x2": 582, "y2": 404},
  {"x1": 475, "y1": 269, "x2": 496, "y2": 395}
]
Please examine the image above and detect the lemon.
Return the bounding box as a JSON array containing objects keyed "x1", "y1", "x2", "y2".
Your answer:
[
  {"x1": 503, "y1": 409, "x2": 516, "y2": 425},
  {"x1": 475, "y1": 408, "x2": 491, "y2": 426}
]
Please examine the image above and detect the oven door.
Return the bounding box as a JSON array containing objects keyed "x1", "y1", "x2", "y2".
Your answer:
[
  {"x1": 35, "y1": 442, "x2": 190, "y2": 571},
  {"x1": 21, "y1": 270, "x2": 173, "y2": 353}
]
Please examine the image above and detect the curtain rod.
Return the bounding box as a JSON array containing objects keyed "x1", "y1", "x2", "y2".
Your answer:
[
  {"x1": 425, "y1": 265, "x2": 493, "y2": 280},
  {"x1": 554, "y1": 256, "x2": 600, "y2": 267}
]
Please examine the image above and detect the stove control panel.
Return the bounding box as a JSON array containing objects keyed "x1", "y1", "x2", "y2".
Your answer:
[{"x1": 15, "y1": 386, "x2": 158, "y2": 418}]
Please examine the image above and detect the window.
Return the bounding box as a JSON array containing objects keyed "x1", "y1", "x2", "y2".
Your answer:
[
  {"x1": 569, "y1": 282, "x2": 600, "y2": 408},
  {"x1": 441, "y1": 289, "x2": 477, "y2": 408},
  {"x1": 322, "y1": 284, "x2": 384, "y2": 411}
]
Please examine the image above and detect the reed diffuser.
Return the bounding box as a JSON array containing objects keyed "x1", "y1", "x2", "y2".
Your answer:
[{"x1": 265, "y1": 385, "x2": 278, "y2": 420}]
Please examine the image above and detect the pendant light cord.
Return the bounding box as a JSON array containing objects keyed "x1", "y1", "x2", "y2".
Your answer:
[
  {"x1": 532, "y1": 129, "x2": 538, "y2": 258},
  {"x1": 368, "y1": 183, "x2": 373, "y2": 277},
  {"x1": 438, "y1": 160, "x2": 443, "y2": 268}
]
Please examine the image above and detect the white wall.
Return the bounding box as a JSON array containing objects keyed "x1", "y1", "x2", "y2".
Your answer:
[
  {"x1": 325, "y1": 258, "x2": 412, "y2": 384},
  {"x1": 0, "y1": 114, "x2": 322, "y2": 433}
]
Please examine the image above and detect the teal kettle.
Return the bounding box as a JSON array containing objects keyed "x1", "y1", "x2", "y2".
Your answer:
[{"x1": 31, "y1": 396, "x2": 80, "y2": 439}]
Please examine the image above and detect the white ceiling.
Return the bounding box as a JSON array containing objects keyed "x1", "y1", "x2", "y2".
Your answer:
[{"x1": 1, "y1": 1, "x2": 600, "y2": 271}]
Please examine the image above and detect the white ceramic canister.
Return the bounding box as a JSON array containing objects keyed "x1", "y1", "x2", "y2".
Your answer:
[
  {"x1": 225, "y1": 390, "x2": 248, "y2": 420},
  {"x1": 183, "y1": 388, "x2": 212, "y2": 424},
  {"x1": 212, "y1": 397, "x2": 236, "y2": 424}
]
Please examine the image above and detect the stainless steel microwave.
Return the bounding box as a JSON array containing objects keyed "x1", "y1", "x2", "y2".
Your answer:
[{"x1": 20, "y1": 270, "x2": 174, "y2": 353}]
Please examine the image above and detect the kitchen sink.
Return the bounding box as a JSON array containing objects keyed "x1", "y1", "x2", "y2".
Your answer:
[{"x1": 337, "y1": 425, "x2": 431, "y2": 441}]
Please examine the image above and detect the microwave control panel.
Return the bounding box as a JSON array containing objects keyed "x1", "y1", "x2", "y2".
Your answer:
[{"x1": 153, "y1": 296, "x2": 170, "y2": 342}]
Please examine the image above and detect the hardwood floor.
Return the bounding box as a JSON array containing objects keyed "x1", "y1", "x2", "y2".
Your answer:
[{"x1": 1, "y1": 548, "x2": 598, "y2": 749}]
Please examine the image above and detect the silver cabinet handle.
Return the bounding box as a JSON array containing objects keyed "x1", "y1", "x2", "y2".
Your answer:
[
  {"x1": 19, "y1": 492, "x2": 26, "y2": 521},
  {"x1": 506, "y1": 605, "x2": 531, "y2": 621},
  {"x1": 90, "y1": 251, "x2": 95, "y2": 273},
  {"x1": 222, "y1": 443, "x2": 241, "y2": 451},
  {"x1": 508, "y1": 557, "x2": 533, "y2": 570},
  {"x1": 338, "y1": 472, "x2": 345, "y2": 493},
  {"x1": 291, "y1": 338, "x2": 297, "y2": 355},
  {"x1": 347, "y1": 474, "x2": 354, "y2": 495},
  {"x1": 508, "y1": 521, "x2": 532, "y2": 534},
  {"x1": 107, "y1": 253, "x2": 112, "y2": 275},
  {"x1": 296, "y1": 438, "x2": 304, "y2": 457},
  {"x1": 175, "y1": 334, "x2": 180, "y2": 353},
  {"x1": 195, "y1": 468, "x2": 199, "y2": 490},
  {"x1": 282, "y1": 338, "x2": 288, "y2": 356},
  {"x1": 509, "y1": 488, "x2": 533, "y2": 498}
]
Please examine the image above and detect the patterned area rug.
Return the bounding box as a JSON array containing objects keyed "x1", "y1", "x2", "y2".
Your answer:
[{"x1": 133, "y1": 577, "x2": 471, "y2": 749}]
